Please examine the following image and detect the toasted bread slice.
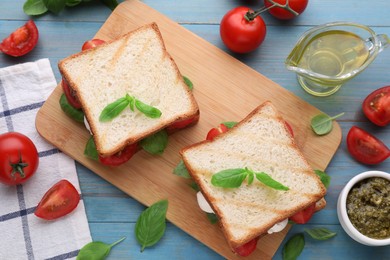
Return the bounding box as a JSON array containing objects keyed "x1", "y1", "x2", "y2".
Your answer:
[
  {"x1": 59, "y1": 23, "x2": 199, "y2": 157},
  {"x1": 181, "y1": 101, "x2": 326, "y2": 250}
]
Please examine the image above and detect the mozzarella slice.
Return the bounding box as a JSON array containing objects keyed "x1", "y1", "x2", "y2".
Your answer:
[
  {"x1": 84, "y1": 116, "x2": 92, "y2": 135},
  {"x1": 196, "y1": 191, "x2": 214, "y2": 214},
  {"x1": 267, "y1": 218, "x2": 288, "y2": 234}
]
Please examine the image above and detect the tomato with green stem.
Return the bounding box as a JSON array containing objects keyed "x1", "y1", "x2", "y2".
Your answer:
[
  {"x1": 220, "y1": 7, "x2": 267, "y2": 53},
  {"x1": 0, "y1": 20, "x2": 39, "y2": 57},
  {"x1": 264, "y1": 0, "x2": 308, "y2": 20},
  {"x1": 0, "y1": 132, "x2": 39, "y2": 185},
  {"x1": 362, "y1": 86, "x2": 390, "y2": 126},
  {"x1": 35, "y1": 180, "x2": 80, "y2": 220}
]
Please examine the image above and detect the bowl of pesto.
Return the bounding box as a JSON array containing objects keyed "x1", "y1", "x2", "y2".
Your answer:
[{"x1": 337, "y1": 170, "x2": 390, "y2": 246}]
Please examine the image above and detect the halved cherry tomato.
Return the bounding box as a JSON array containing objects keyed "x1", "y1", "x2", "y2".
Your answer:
[
  {"x1": 346, "y1": 126, "x2": 390, "y2": 165},
  {"x1": 206, "y1": 123, "x2": 229, "y2": 141},
  {"x1": 99, "y1": 143, "x2": 139, "y2": 166},
  {"x1": 62, "y1": 79, "x2": 82, "y2": 109},
  {"x1": 234, "y1": 237, "x2": 258, "y2": 257},
  {"x1": 362, "y1": 86, "x2": 390, "y2": 126},
  {"x1": 220, "y1": 7, "x2": 267, "y2": 53},
  {"x1": 264, "y1": 0, "x2": 308, "y2": 20},
  {"x1": 289, "y1": 202, "x2": 316, "y2": 224},
  {"x1": 35, "y1": 180, "x2": 80, "y2": 220},
  {"x1": 284, "y1": 120, "x2": 294, "y2": 137},
  {"x1": 166, "y1": 114, "x2": 200, "y2": 134},
  {"x1": 0, "y1": 132, "x2": 39, "y2": 185},
  {"x1": 81, "y1": 39, "x2": 106, "y2": 51},
  {"x1": 0, "y1": 20, "x2": 39, "y2": 57}
]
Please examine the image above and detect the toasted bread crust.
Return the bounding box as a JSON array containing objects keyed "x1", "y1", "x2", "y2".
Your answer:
[
  {"x1": 59, "y1": 23, "x2": 199, "y2": 157},
  {"x1": 181, "y1": 101, "x2": 327, "y2": 250}
]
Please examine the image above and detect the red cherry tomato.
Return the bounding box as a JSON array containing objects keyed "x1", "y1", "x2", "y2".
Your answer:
[
  {"x1": 0, "y1": 132, "x2": 39, "y2": 185},
  {"x1": 81, "y1": 39, "x2": 106, "y2": 51},
  {"x1": 62, "y1": 79, "x2": 82, "y2": 109},
  {"x1": 166, "y1": 114, "x2": 200, "y2": 134},
  {"x1": 99, "y1": 143, "x2": 139, "y2": 166},
  {"x1": 264, "y1": 0, "x2": 308, "y2": 20},
  {"x1": 362, "y1": 86, "x2": 390, "y2": 126},
  {"x1": 346, "y1": 126, "x2": 390, "y2": 165},
  {"x1": 220, "y1": 6, "x2": 267, "y2": 53},
  {"x1": 0, "y1": 20, "x2": 39, "y2": 57},
  {"x1": 35, "y1": 180, "x2": 80, "y2": 220},
  {"x1": 206, "y1": 123, "x2": 229, "y2": 141},
  {"x1": 289, "y1": 202, "x2": 316, "y2": 224},
  {"x1": 234, "y1": 237, "x2": 258, "y2": 257}
]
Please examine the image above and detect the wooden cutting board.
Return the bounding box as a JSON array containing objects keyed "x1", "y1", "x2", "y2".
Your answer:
[{"x1": 36, "y1": 0, "x2": 342, "y2": 259}]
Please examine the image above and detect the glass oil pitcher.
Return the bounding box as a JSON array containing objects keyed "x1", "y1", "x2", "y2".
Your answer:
[{"x1": 285, "y1": 22, "x2": 390, "y2": 96}]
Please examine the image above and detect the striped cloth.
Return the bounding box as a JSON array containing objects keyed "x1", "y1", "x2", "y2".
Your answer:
[{"x1": 0, "y1": 59, "x2": 91, "y2": 260}]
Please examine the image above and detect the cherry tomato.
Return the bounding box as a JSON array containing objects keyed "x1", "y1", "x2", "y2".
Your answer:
[
  {"x1": 284, "y1": 120, "x2": 294, "y2": 137},
  {"x1": 234, "y1": 237, "x2": 258, "y2": 257},
  {"x1": 35, "y1": 180, "x2": 80, "y2": 220},
  {"x1": 99, "y1": 143, "x2": 139, "y2": 166},
  {"x1": 0, "y1": 20, "x2": 39, "y2": 57},
  {"x1": 166, "y1": 114, "x2": 200, "y2": 134},
  {"x1": 0, "y1": 132, "x2": 39, "y2": 185},
  {"x1": 220, "y1": 7, "x2": 267, "y2": 53},
  {"x1": 81, "y1": 39, "x2": 106, "y2": 51},
  {"x1": 346, "y1": 126, "x2": 390, "y2": 165},
  {"x1": 289, "y1": 202, "x2": 316, "y2": 224},
  {"x1": 362, "y1": 86, "x2": 390, "y2": 126},
  {"x1": 206, "y1": 123, "x2": 229, "y2": 141},
  {"x1": 264, "y1": 0, "x2": 308, "y2": 20},
  {"x1": 62, "y1": 79, "x2": 82, "y2": 109}
]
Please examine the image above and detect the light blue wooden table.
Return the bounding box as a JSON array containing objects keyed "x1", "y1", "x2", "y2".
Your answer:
[{"x1": 1, "y1": 0, "x2": 389, "y2": 259}]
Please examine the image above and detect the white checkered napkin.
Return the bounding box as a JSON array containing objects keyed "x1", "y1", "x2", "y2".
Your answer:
[{"x1": 0, "y1": 59, "x2": 91, "y2": 260}]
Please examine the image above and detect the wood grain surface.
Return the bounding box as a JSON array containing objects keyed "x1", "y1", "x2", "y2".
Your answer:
[{"x1": 35, "y1": 1, "x2": 342, "y2": 259}]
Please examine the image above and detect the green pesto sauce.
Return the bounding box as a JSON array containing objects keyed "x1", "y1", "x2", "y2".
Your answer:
[{"x1": 346, "y1": 177, "x2": 390, "y2": 239}]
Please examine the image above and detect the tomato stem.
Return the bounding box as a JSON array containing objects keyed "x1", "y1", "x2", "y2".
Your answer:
[
  {"x1": 9, "y1": 151, "x2": 28, "y2": 179},
  {"x1": 245, "y1": 0, "x2": 299, "y2": 21}
]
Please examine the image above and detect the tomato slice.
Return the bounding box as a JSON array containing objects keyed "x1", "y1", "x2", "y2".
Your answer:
[
  {"x1": 0, "y1": 20, "x2": 39, "y2": 57},
  {"x1": 166, "y1": 114, "x2": 200, "y2": 134},
  {"x1": 346, "y1": 126, "x2": 390, "y2": 165},
  {"x1": 289, "y1": 202, "x2": 316, "y2": 224},
  {"x1": 234, "y1": 237, "x2": 258, "y2": 257},
  {"x1": 362, "y1": 86, "x2": 390, "y2": 126},
  {"x1": 62, "y1": 79, "x2": 82, "y2": 109},
  {"x1": 81, "y1": 39, "x2": 106, "y2": 51},
  {"x1": 99, "y1": 143, "x2": 139, "y2": 166},
  {"x1": 35, "y1": 180, "x2": 80, "y2": 220},
  {"x1": 206, "y1": 123, "x2": 229, "y2": 141},
  {"x1": 284, "y1": 120, "x2": 294, "y2": 137}
]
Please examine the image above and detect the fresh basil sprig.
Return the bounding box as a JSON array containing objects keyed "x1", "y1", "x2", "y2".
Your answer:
[
  {"x1": 84, "y1": 136, "x2": 99, "y2": 160},
  {"x1": 311, "y1": 112, "x2": 344, "y2": 136},
  {"x1": 222, "y1": 121, "x2": 238, "y2": 129},
  {"x1": 304, "y1": 228, "x2": 337, "y2": 240},
  {"x1": 173, "y1": 160, "x2": 191, "y2": 179},
  {"x1": 23, "y1": 0, "x2": 119, "y2": 15},
  {"x1": 314, "y1": 169, "x2": 331, "y2": 189},
  {"x1": 135, "y1": 199, "x2": 168, "y2": 252},
  {"x1": 76, "y1": 237, "x2": 126, "y2": 260},
  {"x1": 211, "y1": 168, "x2": 289, "y2": 191},
  {"x1": 140, "y1": 130, "x2": 168, "y2": 155},
  {"x1": 100, "y1": 94, "x2": 161, "y2": 122},
  {"x1": 282, "y1": 233, "x2": 305, "y2": 260},
  {"x1": 182, "y1": 76, "x2": 193, "y2": 91}
]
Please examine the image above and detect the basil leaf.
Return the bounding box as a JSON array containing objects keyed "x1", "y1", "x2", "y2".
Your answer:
[
  {"x1": 173, "y1": 160, "x2": 191, "y2": 179},
  {"x1": 314, "y1": 170, "x2": 331, "y2": 189},
  {"x1": 23, "y1": 0, "x2": 48, "y2": 15},
  {"x1": 76, "y1": 237, "x2": 125, "y2": 260},
  {"x1": 211, "y1": 168, "x2": 247, "y2": 188},
  {"x1": 206, "y1": 213, "x2": 218, "y2": 224},
  {"x1": 84, "y1": 136, "x2": 99, "y2": 161},
  {"x1": 65, "y1": 0, "x2": 82, "y2": 7},
  {"x1": 282, "y1": 233, "x2": 305, "y2": 260},
  {"x1": 43, "y1": 0, "x2": 66, "y2": 14},
  {"x1": 255, "y1": 172, "x2": 289, "y2": 191},
  {"x1": 304, "y1": 228, "x2": 337, "y2": 240},
  {"x1": 135, "y1": 99, "x2": 162, "y2": 118},
  {"x1": 183, "y1": 76, "x2": 193, "y2": 91},
  {"x1": 140, "y1": 130, "x2": 168, "y2": 155},
  {"x1": 101, "y1": 0, "x2": 119, "y2": 10},
  {"x1": 189, "y1": 182, "x2": 200, "y2": 191},
  {"x1": 311, "y1": 112, "x2": 344, "y2": 136},
  {"x1": 135, "y1": 199, "x2": 168, "y2": 252},
  {"x1": 222, "y1": 121, "x2": 238, "y2": 129},
  {"x1": 59, "y1": 94, "x2": 84, "y2": 123},
  {"x1": 247, "y1": 171, "x2": 254, "y2": 185},
  {"x1": 99, "y1": 97, "x2": 129, "y2": 122}
]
